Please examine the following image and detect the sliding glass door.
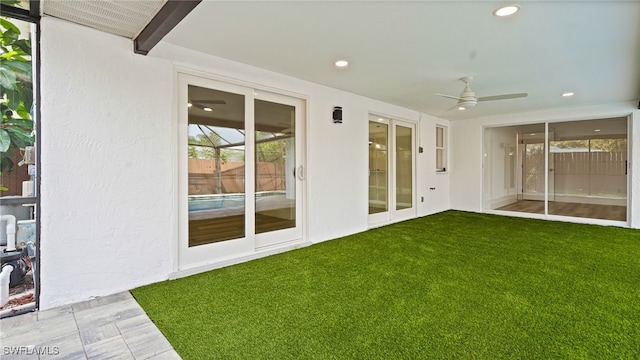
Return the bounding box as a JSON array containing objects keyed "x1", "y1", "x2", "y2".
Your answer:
[
  {"x1": 178, "y1": 74, "x2": 305, "y2": 270},
  {"x1": 483, "y1": 117, "x2": 628, "y2": 223},
  {"x1": 547, "y1": 119, "x2": 627, "y2": 220}
]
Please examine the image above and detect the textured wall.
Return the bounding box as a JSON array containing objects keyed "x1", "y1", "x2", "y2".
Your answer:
[{"x1": 40, "y1": 18, "x2": 175, "y2": 309}]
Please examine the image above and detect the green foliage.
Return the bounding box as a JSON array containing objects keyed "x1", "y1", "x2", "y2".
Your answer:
[
  {"x1": 554, "y1": 139, "x2": 627, "y2": 153},
  {"x1": 0, "y1": 15, "x2": 34, "y2": 181},
  {"x1": 188, "y1": 133, "x2": 226, "y2": 161},
  {"x1": 256, "y1": 132, "x2": 287, "y2": 163},
  {"x1": 133, "y1": 211, "x2": 640, "y2": 359},
  {"x1": 591, "y1": 138, "x2": 627, "y2": 152}
]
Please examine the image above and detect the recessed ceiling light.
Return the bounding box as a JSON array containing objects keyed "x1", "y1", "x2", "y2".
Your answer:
[
  {"x1": 530, "y1": 133, "x2": 536, "y2": 136},
  {"x1": 203, "y1": 107, "x2": 213, "y2": 112},
  {"x1": 493, "y1": 5, "x2": 520, "y2": 17},
  {"x1": 334, "y1": 60, "x2": 349, "y2": 68},
  {"x1": 562, "y1": 92, "x2": 575, "y2": 97},
  {"x1": 594, "y1": 129, "x2": 601, "y2": 132}
]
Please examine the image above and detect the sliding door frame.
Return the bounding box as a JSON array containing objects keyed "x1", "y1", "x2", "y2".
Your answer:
[{"x1": 174, "y1": 68, "x2": 308, "y2": 273}]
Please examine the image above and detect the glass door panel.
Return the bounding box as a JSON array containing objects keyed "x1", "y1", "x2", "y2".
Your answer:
[
  {"x1": 547, "y1": 118, "x2": 627, "y2": 221},
  {"x1": 522, "y1": 131, "x2": 546, "y2": 201},
  {"x1": 369, "y1": 122, "x2": 388, "y2": 214},
  {"x1": 254, "y1": 99, "x2": 296, "y2": 234},
  {"x1": 253, "y1": 92, "x2": 304, "y2": 249},
  {"x1": 395, "y1": 124, "x2": 413, "y2": 210},
  {"x1": 187, "y1": 85, "x2": 246, "y2": 247}
]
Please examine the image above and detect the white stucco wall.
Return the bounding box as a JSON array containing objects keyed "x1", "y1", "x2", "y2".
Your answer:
[
  {"x1": 40, "y1": 18, "x2": 175, "y2": 309},
  {"x1": 417, "y1": 114, "x2": 450, "y2": 215},
  {"x1": 39, "y1": 17, "x2": 450, "y2": 308},
  {"x1": 450, "y1": 103, "x2": 640, "y2": 228}
]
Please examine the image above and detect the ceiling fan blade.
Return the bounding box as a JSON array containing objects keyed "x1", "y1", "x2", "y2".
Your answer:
[
  {"x1": 477, "y1": 93, "x2": 528, "y2": 102},
  {"x1": 436, "y1": 93, "x2": 464, "y2": 101},
  {"x1": 190, "y1": 99, "x2": 227, "y2": 104}
]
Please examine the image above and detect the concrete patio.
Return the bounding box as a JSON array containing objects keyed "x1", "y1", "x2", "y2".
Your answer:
[{"x1": 0, "y1": 292, "x2": 180, "y2": 359}]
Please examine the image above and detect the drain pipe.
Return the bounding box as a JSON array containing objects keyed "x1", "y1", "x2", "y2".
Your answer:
[
  {"x1": 1, "y1": 215, "x2": 17, "y2": 307},
  {"x1": 0, "y1": 215, "x2": 16, "y2": 252},
  {"x1": 0, "y1": 264, "x2": 14, "y2": 307}
]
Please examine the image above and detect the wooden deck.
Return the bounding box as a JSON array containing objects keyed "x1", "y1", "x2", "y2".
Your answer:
[{"x1": 189, "y1": 214, "x2": 295, "y2": 247}]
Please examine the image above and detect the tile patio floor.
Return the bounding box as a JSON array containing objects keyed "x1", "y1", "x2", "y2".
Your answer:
[{"x1": 0, "y1": 292, "x2": 180, "y2": 359}]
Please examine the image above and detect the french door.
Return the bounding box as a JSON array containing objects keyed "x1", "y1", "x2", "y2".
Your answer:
[
  {"x1": 368, "y1": 115, "x2": 416, "y2": 225},
  {"x1": 178, "y1": 73, "x2": 304, "y2": 270}
]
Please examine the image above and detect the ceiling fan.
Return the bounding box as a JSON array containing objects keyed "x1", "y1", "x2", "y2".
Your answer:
[
  {"x1": 188, "y1": 99, "x2": 226, "y2": 111},
  {"x1": 436, "y1": 76, "x2": 527, "y2": 110}
]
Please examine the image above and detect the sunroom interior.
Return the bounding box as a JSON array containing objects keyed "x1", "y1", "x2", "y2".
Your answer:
[{"x1": 0, "y1": 0, "x2": 638, "y2": 313}]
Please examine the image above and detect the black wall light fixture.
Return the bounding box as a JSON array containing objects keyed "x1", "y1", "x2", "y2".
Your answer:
[{"x1": 333, "y1": 106, "x2": 343, "y2": 123}]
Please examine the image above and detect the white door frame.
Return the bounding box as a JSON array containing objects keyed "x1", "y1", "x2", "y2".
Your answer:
[
  {"x1": 176, "y1": 72, "x2": 306, "y2": 272},
  {"x1": 368, "y1": 115, "x2": 417, "y2": 226}
]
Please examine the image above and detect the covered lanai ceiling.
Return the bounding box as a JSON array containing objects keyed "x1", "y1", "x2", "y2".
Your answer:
[{"x1": 42, "y1": 1, "x2": 640, "y2": 121}]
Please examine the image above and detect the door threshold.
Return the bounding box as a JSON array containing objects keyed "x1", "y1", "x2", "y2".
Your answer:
[{"x1": 171, "y1": 239, "x2": 312, "y2": 280}]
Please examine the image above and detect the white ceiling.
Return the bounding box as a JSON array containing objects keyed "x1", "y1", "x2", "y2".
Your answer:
[
  {"x1": 162, "y1": 0, "x2": 640, "y2": 121},
  {"x1": 42, "y1": 1, "x2": 640, "y2": 121}
]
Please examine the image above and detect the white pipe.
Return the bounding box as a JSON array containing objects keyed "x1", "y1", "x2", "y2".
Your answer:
[
  {"x1": 0, "y1": 264, "x2": 14, "y2": 307},
  {"x1": 0, "y1": 215, "x2": 16, "y2": 252}
]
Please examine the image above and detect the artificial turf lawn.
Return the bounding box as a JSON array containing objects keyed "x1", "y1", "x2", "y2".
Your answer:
[{"x1": 131, "y1": 211, "x2": 640, "y2": 359}]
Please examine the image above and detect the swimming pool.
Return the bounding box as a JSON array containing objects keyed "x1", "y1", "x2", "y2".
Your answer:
[{"x1": 188, "y1": 191, "x2": 285, "y2": 212}]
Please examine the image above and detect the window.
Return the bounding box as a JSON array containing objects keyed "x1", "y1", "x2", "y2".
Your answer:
[{"x1": 436, "y1": 126, "x2": 447, "y2": 172}]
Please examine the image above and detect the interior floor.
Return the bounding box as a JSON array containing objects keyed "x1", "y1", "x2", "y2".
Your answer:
[
  {"x1": 189, "y1": 213, "x2": 295, "y2": 247},
  {"x1": 369, "y1": 206, "x2": 387, "y2": 214},
  {"x1": 496, "y1": 200, "x2": 626, "y2": 221}
]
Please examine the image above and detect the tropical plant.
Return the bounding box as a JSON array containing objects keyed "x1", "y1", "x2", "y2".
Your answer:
[{"x1": 0, "y1": 14, "x2": 34, "y2": 190}]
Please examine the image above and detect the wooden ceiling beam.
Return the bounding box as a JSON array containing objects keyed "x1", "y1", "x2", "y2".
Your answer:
[{"x1": 134, "y1": 0, "x2": 201, "y2": 55}]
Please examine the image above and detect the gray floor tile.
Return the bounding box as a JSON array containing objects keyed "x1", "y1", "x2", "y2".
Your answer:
[
  {"x1": 39, "y1": 333, "x2": 87, "y2": 360},
  {"x1": 75, "y1": 301, "x2": 145, "y2": 331},
  {"x1": 115, "y1": 314, "x2": 154, "y2": 333},
  {"x1": 72, "y1": 293, "x2": 134, "y2": 313},
  {"x1": 0, "y1": 311, "x2": 38, "y2": 337},
  {"x1": 0, "y1": 348, "x2": 40, "y2": 360},
  {"x1": 121, "y1": 323, "x2": 173, "y2": 359},
  {"x1": 145, "y1": 349, "x2": 182, "y2": 360},
  {"x1": 84, "y1": 335, "x2": 134, "y2": 360},
  {"x1": 2, "y1": 312, "x2": 79, "y2": 348},
  {"x1": 37, "y1": 305, "x2": 73, "y2": 321},
  {"x1": 79, "y1": 322, "x2": 121, "y2": 346},
  {"x1": 1, "y1": 292, "x2": 177, "y2": 360}
]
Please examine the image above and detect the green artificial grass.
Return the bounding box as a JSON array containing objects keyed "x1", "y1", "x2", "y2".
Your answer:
[{"x1": 132, "y1": 211, "x2": 640, "y2": 359}]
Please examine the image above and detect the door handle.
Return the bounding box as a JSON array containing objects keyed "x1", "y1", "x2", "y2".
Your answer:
[{"x1": 296, "y1": 165, "x2": 304, "y2": 180}]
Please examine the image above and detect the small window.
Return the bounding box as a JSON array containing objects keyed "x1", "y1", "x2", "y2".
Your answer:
[{"x1": 436, "y1": 126, "x2": 447, "y2": 172}]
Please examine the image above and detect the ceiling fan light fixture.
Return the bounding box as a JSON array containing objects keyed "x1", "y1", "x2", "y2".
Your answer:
[
  {"x1": 493, "y1": 5, "x2": 520, "y2": 17},
  {"x1": 458, "y1": 106, "x2": 466, "y2": 111},
  {"x1": 562, "y1": 92, "x2": 575, "y2": 97},
  {"x1": 334, "y1": 60, "x2": 349, "y2": 68}
]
